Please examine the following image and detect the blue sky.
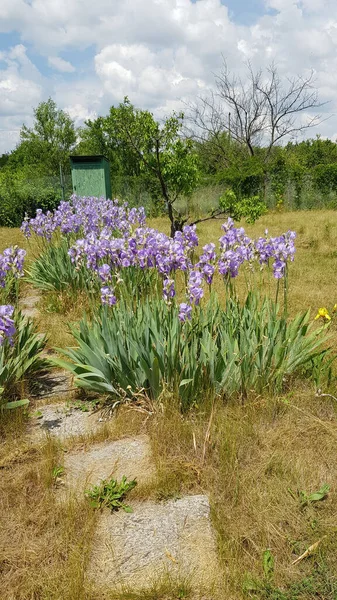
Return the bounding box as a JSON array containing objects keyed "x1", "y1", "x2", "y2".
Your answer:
[
  {"x1": 0, "y1": 0, "x2": 336, "y2": 153},
  {"x1": 221, "y1": 0, "x2": 277, "y2": 24}
]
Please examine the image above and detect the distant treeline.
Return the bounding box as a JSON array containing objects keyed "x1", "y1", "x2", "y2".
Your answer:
[{"x1": 1, "y1": 98, "x2": 337, "y2": 227}]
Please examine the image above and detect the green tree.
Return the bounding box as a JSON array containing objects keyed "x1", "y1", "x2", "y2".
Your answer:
[
  {"x1": 15, "y1": 98, "x2": 76, "y2": 174},
  {"x1": 0, "y1": 154, "x2": 9, "y2": 168},
  {"x1": 105, "y1": 98, "x2": 200, "y2": 235},
  {"x1": 77, "y1": 115, "x2": 141, "y2": 178}
]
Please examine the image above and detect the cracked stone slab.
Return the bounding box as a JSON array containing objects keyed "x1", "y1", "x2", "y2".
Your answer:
[
  {"x1": 63, "y1": 436, "x2": 155, "y2": 492},
  {"x1": 30, "y1": 402, "x2": 101, "y2": 440},
  {"x1": 88, "y1": 495, "x2": 221, "y2": 594}
]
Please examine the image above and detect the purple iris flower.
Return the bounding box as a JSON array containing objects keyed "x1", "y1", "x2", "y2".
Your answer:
[
  {"x1": 273, "y1": 260, "x2": 286, "y2": 279},
  {"x1": 0, "y1": 305, "x2": 15, "y2": 346},
  {"x1": 178, "y1": 303, "x2": 192, "y2": 322},
  {"x1": 98, "y1": 264, "x2": 111, "y2": 283},
  {"x1": 100, "y1": 286, "x2": 117, "y2": 306},
  {"x1": 163, "y1": 278, "x2": 176, "y2": 302},
  {"x1": 188, "y1": 270, "x2": 204, "y2": 305}
]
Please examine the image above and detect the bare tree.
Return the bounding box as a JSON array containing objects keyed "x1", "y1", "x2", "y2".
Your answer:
[{"x1": 188, "y1": 60, "x2": 326, "y2": 162}]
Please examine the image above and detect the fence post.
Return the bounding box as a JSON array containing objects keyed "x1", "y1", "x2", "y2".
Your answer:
[{"x1": 59, "y1": 163, "x2": 65, "y2": 201}]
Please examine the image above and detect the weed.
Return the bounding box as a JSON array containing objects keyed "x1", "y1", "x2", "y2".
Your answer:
[
  {"x1": 244, "y1": 562, "x2": 337, "y2": 599},
  {"x1": 288, "y1": 483, "x2": 330, "y2": 509},
  {"x1": 52, "y1": 465, "x2": 65, "y2": 479},
  {"x1": 85, "y1": 475, "x2": 137, "y2": 512},
  {"x1": 71, "y1": 399, "x2": 99, "y2": 412},
  {"x1": 262, "y1": 549, "x2": 275, "y2": 581},
  {"x1": 299, "y1": 484, "x2": 330, "y2": 508}
]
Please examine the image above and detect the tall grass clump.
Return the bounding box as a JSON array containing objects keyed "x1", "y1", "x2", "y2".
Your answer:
[{"x1": 27, "y1": 238, "x2": 93, "y2": 294}]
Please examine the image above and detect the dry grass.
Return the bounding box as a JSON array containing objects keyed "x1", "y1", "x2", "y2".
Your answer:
[
  {"x1": 0, "y1": 415, "x2": 96, "y2": 600},
  {"x1": 146, "y1": 390, "x2": 337, "y2": 598},
  {"x1": 35, "y1": 291, "x2": 92, "y2": 348},
  {"x1": 0, "y1": 227, "x2": 38, "y2": 262},
  {"x1": 1, "y1": 389, "x2": 337, "y2": 599}
]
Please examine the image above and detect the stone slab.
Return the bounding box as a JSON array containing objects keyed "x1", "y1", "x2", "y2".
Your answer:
[
  {"x1": 19, "y1": 293, "x2": 41, "y2": 319},
  {"x1": 30, "y1": 402, "x2": 101, "y2": 440},
  {"x1": 88, "y1": 495, "x2": 220, "y2": 594},
  {"x1": 63, "y1": 436, "x2": 155, "y2": 492},
  {"x1": 30, "y1": 369, "x2": 74, "y2": 400}
]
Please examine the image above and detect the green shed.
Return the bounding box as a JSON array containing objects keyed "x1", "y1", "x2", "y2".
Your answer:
[{"x1": 70, "y1": 155, "x2": 112, "y2": 199}]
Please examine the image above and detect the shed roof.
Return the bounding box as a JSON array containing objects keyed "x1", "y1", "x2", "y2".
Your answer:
[{"x1": 70, "y1": 155, "x2": 109, "y2": 164}]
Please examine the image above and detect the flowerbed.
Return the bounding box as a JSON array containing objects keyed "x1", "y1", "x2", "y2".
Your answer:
[{"x1": 22, "y1": 196, "x2": 329, "y2": 407}]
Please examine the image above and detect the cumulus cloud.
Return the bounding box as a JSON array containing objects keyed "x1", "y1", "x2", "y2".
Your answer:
[
  {"x1": 48, "y1": 56, "x2": 75, "y2": 73},
  {"x1": 64, "y1": 103, "x2": 98, "y2": 125},
  {"x1": 1, "y1": 0, "x2": 337, "y2": 153},
  {"x1": 0, "y1": 44, "x2": 43, "y2": 153}
]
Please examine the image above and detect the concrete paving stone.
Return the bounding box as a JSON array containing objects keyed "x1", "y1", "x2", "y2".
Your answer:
[
  {"x1": 30, "y1": 369, "x2": 74, "y2": 400},
  {"x1": 19, "y1": 293, "x2": 41, "y2": 319},
  {"x1": 63, "y1": 435, "x2": 155, "y2": 492},
  {"x1": 30, "y1": 402, "x2": 101, "y2": 440},
  {"x1": 88, "y1": 494, "x2": 221, "y2": 594}
]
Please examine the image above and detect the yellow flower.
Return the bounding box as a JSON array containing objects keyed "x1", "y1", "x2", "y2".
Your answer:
[
  {"x1": 333, "y1": 304, "x2": 337, "y2": 313},
  {"x1": 315, "y1": 307, "x2": 331, "y2": 321}
]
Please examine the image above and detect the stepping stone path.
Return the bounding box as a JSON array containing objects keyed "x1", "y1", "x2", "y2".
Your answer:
[
  {"x1": 61, "y1": 433, "x2": 219, "y2": 595},
  {"x1": 18, "y1": 287, "x2": 75, "y2": 402},
  {"x1": 30, "y1": 369, "x2": 74, "y2": 400},
  {"x1": 30, "y1": 403, "x2": 221, "y2": 595},
  {"x1": 24, "y1": 286, "x2": 220, "y2": 595}
]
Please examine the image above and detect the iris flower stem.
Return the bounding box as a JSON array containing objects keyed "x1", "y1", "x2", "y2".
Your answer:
[
  {"x1": 275, "y1": 279, "x2": 280, "y2": 307},
  {"x1": 283, "y1": 263, "x2": 288, "y2": 318}
]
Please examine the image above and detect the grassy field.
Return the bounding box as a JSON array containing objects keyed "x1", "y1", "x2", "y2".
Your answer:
[{"x1": 1, "y1": 210, "x2": 337, "y2": 599}]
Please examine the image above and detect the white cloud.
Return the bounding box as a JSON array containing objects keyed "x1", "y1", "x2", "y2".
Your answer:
[
  {"x1": 0, "y1": 44, "x2": 42, "y2": 153},
  {"x1": 48, "y1": 56, "x2": 75, "y2": 73},
  {"x1": 64, "y1": 103, "x2": 97, "y2": 124},
  {"x1": 1, "y1": 0, "x2": 337, "y2": 152}
]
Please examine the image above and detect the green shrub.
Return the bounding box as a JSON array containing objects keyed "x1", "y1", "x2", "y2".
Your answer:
[
  {"x1": 55, "y1": 294, "x2": 328, "y2": 409},
  {"x1": 0, "y1": 171, "x2": 64, "y2": 227},
  {"x1": 219, "y1": 190, "x2": 267, "y2": 223},
  {"x1": 312, "y1": 163, "x2": 337, "y2": 194}
]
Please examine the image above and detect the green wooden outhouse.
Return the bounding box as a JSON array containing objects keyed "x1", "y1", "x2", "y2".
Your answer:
[{"x1": 70, "y1": 155, "x2": 112, "y2": 199}]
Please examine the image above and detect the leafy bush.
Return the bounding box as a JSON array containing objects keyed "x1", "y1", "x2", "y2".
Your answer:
[
  {"x1": 312, "y1": 163, "x2": 337, "y2": 194},
  {"x1": 55, "y1": 294, "x2": 328, "y2": 409},
  {"x1": 0, "y1": 170, "x2": 64, "y2": 227},
  {"x1": 219, "y1": 190, "x2": 267, "y2": 223},
  {"x1": 0, "y1": 311, "x2": 47, "y2": 398}
]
